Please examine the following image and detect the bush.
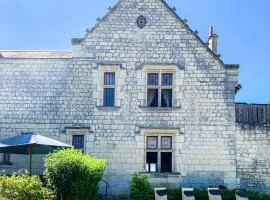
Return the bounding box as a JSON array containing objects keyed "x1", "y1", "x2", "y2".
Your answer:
[
  {"x1": 167, "y1": 188, "x2": 182, "y2": 200},
  {"x1": 248, "y1": 191, "x2": 270, "y2": 200},
  {"x1": 0, "y1": 173, "x2": 54, "y2": 200},
  {"x1": 44, "y1": 148, "x2": 106, "y2": 200},
  {"x1": 130, "y1": 173, "x2": 154, "y2": 200},
  {"x1": 194, "y1": 189, "x2": 208, "y2": 200}
]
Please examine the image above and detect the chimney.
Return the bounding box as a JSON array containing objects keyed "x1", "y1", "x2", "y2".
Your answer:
[{"x1": 208, "y1": 26, "x2": 218, "y2": 54}]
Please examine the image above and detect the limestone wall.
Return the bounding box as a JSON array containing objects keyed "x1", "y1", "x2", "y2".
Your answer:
[
  {"x1": 0, "y1": 0, "x2": 239, "y2": 194},
  {"x1": 236, "y1": 125, "x2": 270, "y2": 193}
]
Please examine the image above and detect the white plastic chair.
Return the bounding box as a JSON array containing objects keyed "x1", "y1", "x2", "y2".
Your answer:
[
  {"x1": 154, "y1": 188, "x2": 168, "y2": 200},
  {"x1": 208, "y1": 188, "x2": 222, "y2": 200},
  {"x1": 235, "y1": 189, "x2": 249, "y2": 200},
  {"x1": 182, "y1": 188, "x2": 195, "y2": 200}
]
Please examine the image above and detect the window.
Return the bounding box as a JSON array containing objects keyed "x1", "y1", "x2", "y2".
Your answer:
[
  {"x1": 147, "y1": 71, "x2": 173, "y2": 107},
  {"x1": 103, "y1": 72, "x2": 116, "y2": 107},
  {"x1": 145, "y1": 135, "x2": 173, "y2": 173},
  {"x1": 2, "y1": 153, "x2": 10, "y2": 163},
  {"x1": 72, "y1": 135, "x2": 85, "y2": 152}
]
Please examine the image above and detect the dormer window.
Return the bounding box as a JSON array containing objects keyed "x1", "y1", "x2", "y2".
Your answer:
[{"x1": 147, "y1": 71, "x2": 173, "y2": 107}]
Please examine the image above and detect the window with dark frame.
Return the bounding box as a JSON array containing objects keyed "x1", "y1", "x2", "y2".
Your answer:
[
  {"x1": 146, "y1": 135, "x2": 173, "y2": 173},
  {"x1": 3, "y1": 153, "x2": 10, "y2": 163},
  {"x1": 147, "y1": 72, "x2": 173, "y2": 107},
  {"x1": 103, "y1": 72, "x2": 116, "y2": 107},
  {"x1": 72, "y1": 135, "x2": 85, "y2": 152}
]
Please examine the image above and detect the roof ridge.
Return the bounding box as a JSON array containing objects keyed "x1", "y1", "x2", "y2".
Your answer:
[
  {"x1": 72, "y1": 0, "x2": 124, "y2": 44},
  {"x1": 0, "y1": 50, "x2": 71, "y2": 52}
]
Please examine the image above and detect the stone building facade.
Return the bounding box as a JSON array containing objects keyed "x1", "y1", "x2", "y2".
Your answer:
[{"x1": 0, "y1": 0, "x2": 269, "y2": 195}]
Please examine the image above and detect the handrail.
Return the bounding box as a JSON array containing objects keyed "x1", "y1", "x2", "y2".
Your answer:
[{"x1": 100, "y1": 179, "x2": 110, "y2": 200}]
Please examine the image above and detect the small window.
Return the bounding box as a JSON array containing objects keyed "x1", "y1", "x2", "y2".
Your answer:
[
  {"x1": 162, "y1": 73, "x2": 173, "y2": 86},
  {"x1": 145, "y1": 135, "x2": 173, "y2": 173},
  {"x1": 161, "y1": 136, "x2": 172, "y2": 149},
  {"x1": 3, "y1": 153, "x2": 10, "y2": 163},
  {"x1": 147, "y1": 73, "x2": 159, "y2": 86},
  {"x1": 146, "y1": 136, "x2": 158, "y2": 149},
  {"x1": 103, "y1": 88, "x2": 115, "y2": 107},
  {"x1": 147, "y1": 89, "x2": 158, "y2": 107},
  {"x1": 161, "y1": 152, "x2": 172, "y2": 173},
  {"x1": 103, "y1": 72, "x2": 116, "y2": 107},
  {"x1": 147, "y1": 71, "x2": 173, "y2": 107},
  {"x1": 104, "y1": 72, "x2": 115, "y2": 85},
  {"x1": 72, "y1": 135, "x2": 85, "y2": 152},
  {"x1": 146, "y1": 152, "x2": 158, "y2": 172}
]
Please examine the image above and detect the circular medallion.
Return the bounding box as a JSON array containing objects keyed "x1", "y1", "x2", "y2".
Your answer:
[{"x1": 136, "y1": 15, "x2": 147, "y2": 28}]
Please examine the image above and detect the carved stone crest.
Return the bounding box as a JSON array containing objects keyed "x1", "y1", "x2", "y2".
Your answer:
[{"x1": 136, "y1": 15, "x2": 147, "y2": 28}]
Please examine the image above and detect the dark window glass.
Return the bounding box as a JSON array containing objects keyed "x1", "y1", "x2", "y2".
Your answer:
[
  {"x1": 103, "y1": 88, "x2": 115, "y2": 107},
  {"x1": 3, "y1": 153, "x2": 10, "y2": 163},
  {"x1": 146, "y1": 136, "x2": 158, "y2": 149},
  {"x1": 104, "y1": 72, "x2": 115, "y2": 85},
  {"x1": 161, "y1": 136, "x2": 172, "y2": 149},
  {"x1": 147, "y1": 89, "x2": 158, "y2": 107},
  {"x1": 146, "y1": 152, "x2": 158, "y2": 172},
  {"x1": 162, "y1": 73, "x2": 173, "y2": 86},
  {"x1": 147, "y1": 73, "x2": 159, "y2": 86},
  {"x1": 161, "y1": 152, "x2": 172, "y2": 173},
  {"x1": 161, "y1": 89, "x2": 172, "y2": 107},
  {"x1": 72, "y1": 135, "x2": 85, "y2": 151}
]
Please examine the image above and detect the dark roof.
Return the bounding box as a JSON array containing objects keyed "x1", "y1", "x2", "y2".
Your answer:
[
  {"x1": 225, "y1": 64, "x2": 240, "y2": 69},
  {"x1": 236, "y1": 103, "x2": 270, "y2": 126}
]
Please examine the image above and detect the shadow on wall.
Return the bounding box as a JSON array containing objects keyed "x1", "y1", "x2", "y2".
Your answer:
[
  {"x1": 237, "y1": 160, "x2": 268, "y2": 193},
  {"x1": 182, "y1": 171, "x2": 225, "y2": 189}
]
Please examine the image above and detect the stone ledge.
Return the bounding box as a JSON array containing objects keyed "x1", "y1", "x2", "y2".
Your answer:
[
  {"x1": 139, "y1": 106, "x2": 182, "y2": 112},
  {"x1": 0, "y1": 162, "x2": 13, "y2": 166},
  {"x1": 140, "y1": 172, "x2": 181, "y2": 189},
  {"x1": 96, "y1": 106, "x2": 121, "y2": 111}
]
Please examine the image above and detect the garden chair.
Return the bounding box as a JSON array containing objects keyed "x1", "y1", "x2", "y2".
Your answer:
[
  {"x1": 182, "y1": 188, "x2": 195, "y2": 200},
  {"x1": 154, "y1": 188, "x2": 168, "y2": 200},
  {"x1": 208, "y1": 188, "x2": 222, "y2": 200},
  {"x1": 235, "y1": 189, "x2": 249, "y2": 200}
]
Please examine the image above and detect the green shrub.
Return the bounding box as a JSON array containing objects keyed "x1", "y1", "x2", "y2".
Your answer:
[
  {"x1": 167, "y1": 188, "x2": 182, "y2": 200},
  {"x1": 194, "y1": 189, "x2": 208, "y2": 200},
  {"x1": 130, "y1": 173, "x2": 154, "y2": 200},
  {"x1": 221, "y1": 189, "x2": 235, "y2": 200},
  {"x1": 44, "y1": 148, "x2": 106, "y2": 200},
  {"x1": 0, "y1": 173, "x2": 54, "y2": 200},
  {"x1": 248, "y1": 191, "x2": 270, "y2": 200}
]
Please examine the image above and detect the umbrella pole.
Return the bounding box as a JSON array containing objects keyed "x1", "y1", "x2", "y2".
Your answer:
[{"x1": 29, "y1": 148, "x2": 32, "y2": 176}]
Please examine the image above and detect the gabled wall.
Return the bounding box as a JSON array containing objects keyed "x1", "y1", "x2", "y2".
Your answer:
[{"x1": 0, "y1": 0, "x2": 240, "y2": 195}]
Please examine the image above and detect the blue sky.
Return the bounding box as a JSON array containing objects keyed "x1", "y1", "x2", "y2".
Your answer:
[{"x1": 0, "y1": 0, "x2": 269, "y2": 103}]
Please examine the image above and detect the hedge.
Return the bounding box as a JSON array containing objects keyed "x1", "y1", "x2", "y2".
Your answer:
[
  {"x1": 44, "y1": 148, "x2": 106, "y2": 200},
  {"x1": 0, "y1": 173, "x2": 54, "y2": 200},
  {"x1": 130, "y1": 172, "x2": 270, "y2": 200}
]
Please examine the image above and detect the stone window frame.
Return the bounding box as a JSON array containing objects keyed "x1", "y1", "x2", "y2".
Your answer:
[
  {"x1": 67, "y1": 129, "x2": 88, "y2": 153},
  {"x1": 99, "y1": 66, "x2": 120, "y2": 108},
  {"x1": 144, "y1": 65, "x2": 177, "y2": 108},
  {"x1": 143, "y1": 129, "x2": 176, "y2": 173}
]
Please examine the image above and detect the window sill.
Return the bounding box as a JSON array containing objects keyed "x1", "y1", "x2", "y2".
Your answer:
[
  {"x1": 0, "y1": 162, "x2": 13, "y2": 166},
  {"x1": 139, "y1": 106, "x2": 181, "y2": 111},
  {"x1": 96, "y1": 106, "x2": 121, "y2": 111},
  {"x1": 139, "y1": 172, "x2": 181, "y2": 177}
]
